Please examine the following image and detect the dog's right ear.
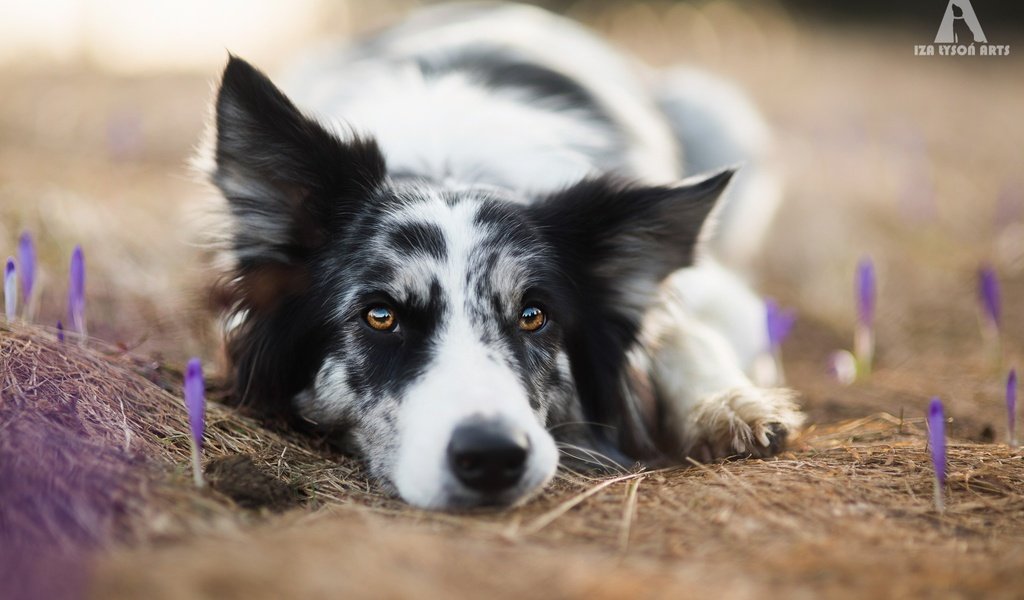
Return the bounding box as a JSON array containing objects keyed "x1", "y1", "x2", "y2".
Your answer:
[{"x1": 209, "y1": 55, "x2": 386, "y2": 275}]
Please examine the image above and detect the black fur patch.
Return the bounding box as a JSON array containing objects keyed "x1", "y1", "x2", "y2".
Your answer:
[
  {"x1": 214, "y1": 56, "x2": 387, "y2": 268},
  {"x1": 338, "y1": 278, "x2": 448, "y2": 407},
  {"x1": 415, "y1": 45, "x2": 600, "y2": 117},
  {"x1": 387, "y1": 222, "x2": 448, "y2": 260},
  {"x1": 212, "y1": 56, "x2": 390, "y2": 415},
  {"x1": 527, "y1": 172, "x2": 732, "y2": 457}
]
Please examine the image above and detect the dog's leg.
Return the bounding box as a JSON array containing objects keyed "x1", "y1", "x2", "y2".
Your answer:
[{"x1": 640, "y1": 263, "x2": 804, "y2": 461}]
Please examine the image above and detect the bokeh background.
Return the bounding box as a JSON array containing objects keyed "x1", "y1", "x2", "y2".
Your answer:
[{"x1": 2, "y1": 1, "x2": 1024, "y2": 597}]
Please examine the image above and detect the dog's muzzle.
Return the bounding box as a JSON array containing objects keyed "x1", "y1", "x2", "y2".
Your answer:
[{"x1": 447, "y1": 418, "x2": 530, "y2": 495}]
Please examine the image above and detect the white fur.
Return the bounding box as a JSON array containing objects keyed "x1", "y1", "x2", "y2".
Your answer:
[
  {"x1": 387, "y1": 194, "x2": 558, "y2": 507},
  {"x1": 640, "y1": 272, "x2": 803, "y2": 459},
  {"x1": 321, "y1": 69, "x2": 612, "y2": 192},
  {"x1": 384, "y1": 192, "x2": 557, "y2": 506},
  {"x1": 392, "y1": 318, "x2": 558, "y2": 508},
  {"x1": 662, "y1": 258, "x2": 770, "y2": 373}
]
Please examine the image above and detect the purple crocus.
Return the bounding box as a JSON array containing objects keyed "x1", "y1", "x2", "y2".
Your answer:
[
  {"x1": 68, "y1": 246, "x2": 86, "y2": 342},
  {"x1": 977, "y1": 265, "x2": 1002, "y2": 363},
  {"x1": 978, "y1": 265, "x2": 1001, "y2": 330},
  {"x1": 4, "y1": 256, "x2": 15, "y2": 321},
  {"x1": 765, "y1": 299, "x2": 796, "y2": 385},
  {"x1": 17, "y1": 231, "x2": 35, "y2": 308},
  {"x1": 928, "y1": 397, "x2": 946, "y2": 512},
  {"x1": 766, "y1": 299, "x2": 796, "y2": 350},
  {"x1": 4, "y1": 258, "x2": 16, "y2": 321},
  {"x1": 56, "y1": 320, "x2": 64, "y2": 343},
  {"x1": 854, "y1": 257, "x2": 876, "y2": 374},
  {"x1": 1008, "y1": 369, "x2": 1018, "y2": 447},
  {"x1": 856, "y1": 258, "x2": 876, "y2": 328},
  {"x1": 184, "y1": 357, "x2": 206, "y2": 488}
]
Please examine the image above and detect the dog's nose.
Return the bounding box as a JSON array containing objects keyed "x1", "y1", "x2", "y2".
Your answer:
[{"x1": 447, "y1": 419, "x2": 529, "y2": 494}]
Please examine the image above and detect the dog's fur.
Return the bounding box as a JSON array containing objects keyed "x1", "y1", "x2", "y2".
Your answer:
[{"x1": 198, "y1": 3, "x2": 803, "y2": 509}]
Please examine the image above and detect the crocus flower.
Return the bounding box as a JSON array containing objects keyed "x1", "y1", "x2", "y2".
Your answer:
[
  {"x1": 977, "y1": 265, "x2": 1002, "y2": 363},
  {"x1": 4, "y1": 258, "x2": 16, "y2": 321},
  {"x1": 56, "y1": 320, "x2": 64, "y2": 343},
  {"x1": 928, "y1": 397, "x2": 946, "y2": 512},
  {"x1": 857, "y1": 258, "x2": 876, "y2": 328},
  {"x1": 978, "y1": 266, "x2": 1001, "y2": 328},
  {"x1": 184, "y1": 357, "x2": 206, "y2": 488},
  {"x1": 766, "y1": 299, "x2": 796, "y2": 349},
  {"x1": 68, "y1": 246, "x2": 86, "y2": 342},
  {"x1": 765, "y1": 299, "x2": 796, "y2": 385},
  {"x1": 1008, "y1": 369, "x2": 1018, "y2": 447},
  {"x1": 854, "y1": 257, "x2": 876, "y2": 375},
  {"x1": 18, "y1": 232, "x2": 35, "y2": 311}
]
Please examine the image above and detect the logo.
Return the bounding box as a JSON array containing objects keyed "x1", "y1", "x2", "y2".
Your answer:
[
  {"x1": 935, "y1": 0, "x2": 986, "y2": 43},
  {"x1": 915, "y1": 1, "x2": 1010, "y2": 56}
]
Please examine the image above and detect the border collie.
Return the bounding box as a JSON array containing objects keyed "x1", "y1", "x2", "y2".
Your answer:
[{"x1": 198, "y1": 2, "x2": 803, "y2": 509}]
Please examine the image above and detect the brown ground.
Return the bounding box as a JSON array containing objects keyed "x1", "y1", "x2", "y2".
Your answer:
[{"x1": 2, "y1": 3, "x2": 1023, "y2": 599}]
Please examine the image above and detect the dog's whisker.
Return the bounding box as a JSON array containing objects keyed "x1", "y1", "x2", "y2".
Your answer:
[{"x1": 555, "y1": 442, "x2": 629, "y2": 474}]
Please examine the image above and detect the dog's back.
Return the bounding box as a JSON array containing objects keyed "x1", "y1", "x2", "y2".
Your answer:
[
  {"x1": 280, "y1": 3, "x2": 679, "y2": 192},
  {"x1": 280, "y1": 2, "x2": 779, "y2": 268}
]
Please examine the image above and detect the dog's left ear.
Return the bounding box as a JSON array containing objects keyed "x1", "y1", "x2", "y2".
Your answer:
[
  {"x1": 528, "y1": 170, "x2": 732, "y2": 457},
  {"x1": 530, "y1": 169, "x2": 732, "y2": 321}
]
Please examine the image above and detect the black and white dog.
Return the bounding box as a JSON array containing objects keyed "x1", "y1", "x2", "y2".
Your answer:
[{"x1": 198, "y1": 3, "x2": 803, "y2": 509}]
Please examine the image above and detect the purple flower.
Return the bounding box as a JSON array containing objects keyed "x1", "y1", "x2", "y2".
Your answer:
[
  {"x1": 4, "y1": 258, "x2": 15, "y2": 321},
  {"x1": 765, "y1": 299, "x2": 796, "y2": 350},
  {"x1": 68, "y1": 246, "x2": 86, "y2": 336},
  {"x1": 928, "y1": 397, "x2": 946, "y2": 511},
  {"x1": 978, "y1": 265, "x2": 1001, "y2": 329},
  {"x1": 853, "y1": 258, "x2": 877, "y2": 375},
  {"x1": 17, "y1": 231, "x2": 35, "y2": 305},
  {"x1": 56, "y1": 320, "x2": 64, "y2": 343},
  {"x1": 856, "y1": 257, "x2": 876, "y2": 328},
  {"x1": 184, "y1": 358, "x2": 205, "y2": 450},
  {"x1": 928, "y1": 398, "x2": 946, "y2": 484},
  {"x1": 184, "y1": 358, "x2": 206, "y2": 488},
  {"x1": 1008, "y1": 369, "x2": 1018, "y2": 446}
]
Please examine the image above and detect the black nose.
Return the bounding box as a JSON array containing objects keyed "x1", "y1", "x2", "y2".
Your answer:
[{"x1": 447, "y1": 419, "x2": 529, "y2": 494}]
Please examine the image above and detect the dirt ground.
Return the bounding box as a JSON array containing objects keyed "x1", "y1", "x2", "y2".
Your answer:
[{"x1": 2, "y1": 2, "x2": 1024, "y2": 599}]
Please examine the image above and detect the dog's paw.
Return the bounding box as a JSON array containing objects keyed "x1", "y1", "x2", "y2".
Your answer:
[{"x1": 680, "y1": 387, "x2": 804, "y2": 462}]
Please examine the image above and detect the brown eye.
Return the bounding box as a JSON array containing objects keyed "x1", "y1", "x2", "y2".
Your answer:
[
  {"x1": 518, "y1": 306, "x2": 546, "y2": 332},
  {"x1": 364, "y1": 306, "x2": 397, "y2": 331}
]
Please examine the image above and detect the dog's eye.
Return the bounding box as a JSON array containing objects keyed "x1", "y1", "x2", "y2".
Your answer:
[
  {"x1": 518, "y1": 306, "x2": 546, "y2": 332},
  {"x1": 364, "y1": 306, "x2": 397, "y2": 332}
]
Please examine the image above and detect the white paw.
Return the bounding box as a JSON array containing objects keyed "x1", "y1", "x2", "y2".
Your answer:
[{"x1": 680, "y1": 387, "x2": 804, "y2": 461}]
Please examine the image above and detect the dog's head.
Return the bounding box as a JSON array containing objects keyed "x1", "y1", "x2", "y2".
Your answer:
[{"x1": 205, "y1": 57, "x2": 730, "y2": 509}]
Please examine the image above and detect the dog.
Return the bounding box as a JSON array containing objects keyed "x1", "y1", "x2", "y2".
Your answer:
[{"x1": 197, "y1": 2, "x2": 803, "y2": 510}]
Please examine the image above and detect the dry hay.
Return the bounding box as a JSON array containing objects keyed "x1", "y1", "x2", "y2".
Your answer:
[{"x1": 1, "y1": 324, "x2": 1023, "y2": 598}]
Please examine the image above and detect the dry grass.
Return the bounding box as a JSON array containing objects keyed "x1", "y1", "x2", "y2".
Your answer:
[{"x1": 2, "y1": 321, "x2": 1023, "y2": 598}]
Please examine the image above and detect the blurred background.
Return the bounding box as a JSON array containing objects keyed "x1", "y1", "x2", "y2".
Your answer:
[{"x1": 0, "y1": 0, "x2": 1022, "y2": 431}]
